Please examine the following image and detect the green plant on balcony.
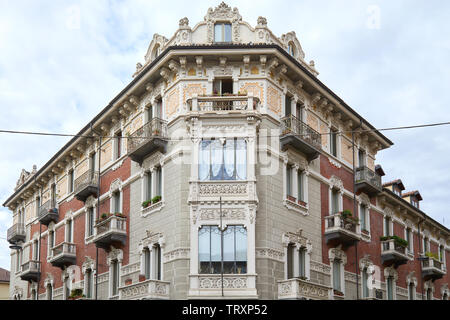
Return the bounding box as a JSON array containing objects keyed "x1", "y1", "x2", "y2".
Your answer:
[
  {"x1": 425, "y1": 251, "x2": 440, "y2": 261},
  {"x1": 142, "y1": 200, "x2": 152, "y2": 208},
  {"x1": 151, "y1": 195, "x2": 162, "y2": 204},
  {"x1": 68, "y1": 288, "x2": 85, "y2": 300},
  {"x1": 340, "y1": 210, "x2": 359, "y2": 224},
  {"x1": 97, "y1": 212, "x2": 126, "y2": 223},
  {"x1": 380, "y1": 235, "x2": 408, "y2": 248}
]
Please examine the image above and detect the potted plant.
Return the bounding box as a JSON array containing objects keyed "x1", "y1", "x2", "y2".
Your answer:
[
  {"x1": 125, "y1": 278, "x2": 132, "y2": 286},
  {"x1": 380, "y1": 235, "x2": 408, "y2": 248},
  {"x1": 299, "y1": 276, "x2": 308, "y2": 281},
  {"x1": 151, "y1": 195, "x2": 162, "y2": 204},
  {"x1": 139, "y1": 274, "x2": 146, "y2": 282},
  {"x1": 298, "y1": 200, "x2": 307, "y2": 207},
  {"x1": 286, "y1": 195, "x2": 296, "y2": 202},
  {"x1": 425, "y1": 251, "x2": 440, "y2": 261},
  {"x1": 68, "y1": 288, "x2": 85, "y2": 300},
  {"x1": 142, "y1": 200, "x2": 152, "y2": 208}
]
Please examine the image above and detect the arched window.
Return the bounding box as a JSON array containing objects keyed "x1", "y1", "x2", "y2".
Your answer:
[
  {"x1": 151, "y1": 44, "x2": 160, "y2": 60},
  {"x1": 288, "y1": 42, "x2": 295, "y2": 56}
]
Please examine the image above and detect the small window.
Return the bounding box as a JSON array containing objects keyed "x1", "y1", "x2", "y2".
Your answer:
[
  {"x1": 405, "y1": 228, "x2": 412, "y2": 252},
  {"x1": 286, "y1": 164, "x2": 293, "y2": 198},
  {"x1": 331, "y1": 189, "x2": 340, "y2": 214},
  {"x1": 408, "y1": 282, "x2": 415, "y2": 300},
  {"x1": 68, "y1": 170, "x2": 74, "y2": 193},
  {"x1": 362, "y1": 268, "x2": 369, "y2": 298},
  {"x1": 85, "y1": 269, "x2": 93, "y2": 299},
  {"x1": 112, "y1": 191, "x2": 121, "y2": 213},
  {"x1": 66, "y1": 219, "x2": 73, "y2": 243},
  {"x1": 212, "y1": 78, "x2": 233, "y2": 95},
  {"x1": 387, "y1": 277, "x2": 394, "y2": 300},
  {"x1": 111, "y1": 260, "x2": 119, "y2": 296},
  {"x1": 297, "y1": 170, "x2": 304, "y2": 202},
  {"x1": 384, "y1": 217, "x2": 391, "y2": 236},
  {"x1": 144, "y1": 248, "x2": 151, "y2": 279},
  {"x1": 115, "y1": 131, "x2": 122, "y2": 160},
  {"x1": 332, "y1": 260, "x2": 341, "y2": 292},
  {"x1": 411, "y1": 199, "x2": 419, "y2": 208},
  {"x1": 426, "y1": 288, "x2": 432, "y2": 300},
  {"x1": 51, "y1": 184, "x2": 57, "y2": 207},
  {"x1": 285, "y1": 95, "x2": 292, "y2": 116},
  {"x1": 358, "y1": 149, "x2": 366, "y2": 167},
  {"x1": 288, "y1": 42, "x2": 295, "y2": 56},
  {"x1": 87, "y1": 207, "x2": 95, "y2": 237},
  {"x1": 47, "y1": 283, "x2": 53, "y2": 300},
  {"x1": 146, "y1": 172, "x2": 152, "y2": 201},
  {"x1": 214, "y1": 23, "x2": 232, "y2": 42},
  {"x1": 64, "y1": 276, "x2": 71, "y2": 300},
  {"x1": 330, "y1": 128, "x2": 338, "y2": 157},
  {"x1": 90, "y1": 152, "x2": 96, "y2": 179},
  {"x1": 360, "y1": 204, "x2": 367, "y2": 231}
]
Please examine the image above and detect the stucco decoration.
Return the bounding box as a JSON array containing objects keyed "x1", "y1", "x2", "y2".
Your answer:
[
  {"x1": 82, "y1": 256, "x2": 96, "y2": 274},
  {"x1": 267, "y1": 85, "x2": 281, "y2": 115},
  {"x1": 144, "y1": 34, "x2": 169, "y2": 63},
  {"x1": 107, "y1": 247, "x2": 123, "y2": 265},
  {"x1": 14, "y1": 165, "x2": 37, "y2": 191},
  {"x1": 329, "y1": 175, "x2": 343, "y2": 190},
  {"x1": 384, "y1": 266, "x2": 398, "y2": 281},
  {"x1": 280, "y1": 31, "x2": 305, "y2": 60},
  {"x1": 328, "y1": 246, "x2": 347, "y2": 264}
]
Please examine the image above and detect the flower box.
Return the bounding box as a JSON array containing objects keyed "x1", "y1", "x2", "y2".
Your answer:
[
  {"x1": 139, "y1": 274, "x2": 146, "y2": 282},
  {"x1": 287, "y1": 195, "x2": 296, "y2": 202},
  {"x1": 125, "y1": 278, "x2": 132, "y2": 286},
  {"x1": 333, "y1": 289, "x2": 344, "y2": 296},
  {"x1": 298, "y1": 200, "x2": 307, "y2": 207}
]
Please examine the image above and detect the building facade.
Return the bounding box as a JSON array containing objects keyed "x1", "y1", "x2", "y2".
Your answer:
[{"x1": 3, "y1": 2, "x2": 449, "y2": 300}]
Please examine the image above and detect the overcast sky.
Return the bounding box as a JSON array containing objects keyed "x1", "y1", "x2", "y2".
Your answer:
[{"x1": 0, "y1": 0, "x2": 449, "y2": 270}]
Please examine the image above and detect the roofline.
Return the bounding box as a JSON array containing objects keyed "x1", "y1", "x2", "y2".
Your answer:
[
  {"x1": 382, "y1": 188, "x2": 449, "y2": 235},
  {"x1": 3, "y1": 43, "x2": 393, "y2": 207}
]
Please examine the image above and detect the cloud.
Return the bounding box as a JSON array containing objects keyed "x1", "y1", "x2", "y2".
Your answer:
[{"x1": 1, "y1": 0, "x2": 449, "y2": 271}]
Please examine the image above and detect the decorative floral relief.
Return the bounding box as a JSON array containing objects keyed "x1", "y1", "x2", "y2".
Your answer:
[{"x1": 267, "y1": 86, "x2": 281, "y2": 115}]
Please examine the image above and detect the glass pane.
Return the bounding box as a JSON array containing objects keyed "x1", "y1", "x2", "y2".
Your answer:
[
  {"x1": 360, "y1": 205, "x2": 366, "y2": 230},
  {"x1": 214, "y1": 24, "x2": 222, "y2": 42},
  {"x1": 145, "y1": 249, "x2": 151, "y2": 278},
  {"x1": 287, "y1": 244, "x2": 294, "y2": 279},
  {"x1": 157, "y1": 168, "x2": 162, "y2": 196},
  {"x1": 387, "y1": 277, "x2": 393, "y2": 300},
  {"x1": 223, "y1": 139, "x2": 235, "y2": 180},
  {"x1": 235, "y1": 226, "x2": 247, "y2": 274},
  {"x1": 147, "y1": 172, "x2": 152, "y2": 200},
  {"x1": 286, "y1": 166, "x2": 291, "y2": 197},
  {"x1": 223, "y1": 227, "x2": 234, "y2": 273},
  {"x1": 235, "y1": 139, "x2": 246, "y2": 180},
  {"x1": 297, "y1": 171, "x2": 303, "y2": 201},
  {"x1": 333, "y1": 261, "x2": 341, "y2": 291},
  {"x1": 210, "y1": 226, "x2": 221, "y2": 274},
  {"x1": 224, "y1": 24, "x2": 232, "y2": 42},
  {"x1": 198, "y1": 227, "x2": 210, "y2": 273},
  {"x1": 211, "y1": 140, "x2": 223, "y2": 180},
  {"x1": 332, "y1": 190, "x2": 339, "y2": 213},
  {"x1": 362, "y1": 270, "x2": 369, "y2": 297},
  {"x1": 299, "y1": 249, "x2": 305, "y2": 277},
  {"x1": 199, "y1": 141, "x2": 211, "y2": 181},
  {"x1": 285, "y1": 96, "x2": 291, "y2": 116}
]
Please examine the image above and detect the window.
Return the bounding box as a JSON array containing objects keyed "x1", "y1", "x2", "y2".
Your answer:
[
  {"x1": 36, "y1": 196, "x2": 41, "y2": 215},
  {"x1": 90, "y1": 152, "x2": 96, "y2": 179},
  {"x1": 214, "y1": 23, "x2": 232, "y2": 42},
  {"x1": 199, "y1": 139, "x2": 247, "y2": 181},
  {"x1": 47, "y1": 283, "x2": 53, "y2": 300},
  {"x1": 411, "y1": 198, "x2": 419, "y2": 208},
  {"x1": 85, "y1": 269, "x2": 93, "y2": 299},
  {"x1": 156, "y1": 167, "x2": 162, "y2": 197},
  {"x1": 331, "y1": 189, "x2": 340, "y2": 214},
  {"x1": 32, "y1": 240, "x2": 39, "y2": 260},
  {"x1": 31, "y1": 289, "x2": 37, "y2": 300},
  {"x1": 360, "y1": 204, "x2": 367, "y2": 232},
  {"x1": 287, "y1": 244, "x2": 307, "y2": 279},
  {"x1": 285, "y1": 95, "x2": 292, "y2": 116},
  {"x1": 332, "y1": 260, "x2": 342, "y2": 292},
  {"x1": 199, "y1": 225, "x2": 247, "y2": 274},
  {"x1": 286, "y1": 165, "x2": 293, "y2": 198},
  {"x1": 213, "y1": 78, "x2": 233, "y2": 95},
  {"x1": 87, "y1": 207, "x2": 95, "y2": 237},
  {"x1": 426, "y1": 288, "x2": 432, "y2": 300},
  {"x1": 66, "y1": 219, "x2": 73, "y2": 243},
  {"x1": 362, "y1": 268, "x2": 369, "y2": 298},
  {"x1": 297, "y1": 170, "x2": 304, "y2": 202},
  {"x1": 386, "y1": 276, "x2": 394, "y2": 300},
  {"x1": 15, "y1": 249, "x2": 22, "y2": 272},
  {"x1": 423, "y1": 237, "x2": 429, "y2": 253},
  {"x1": 296, "y1": 103, "x2": 303, "y2": 121},
  {"x1": 112, "y1": 191, "x2": 121, "y2": 213},
  {"x1": 48, "y1": 230, "x2": 55, "y2": 255},
  {"x1": 405, "y1": 228, "x2": 412, "y2": 253},
  {"x1": 68, "y1": 170, "x2": 74, "y2": 193},
  {"x1": 111, "y1": 260, "x2": 119, "y2": 296},
  {"x1": 439, "y1": 245, "x2": 444, "y2": 262},
  {"x1": 330, "y1": 128, "x2": 338, "y2": 157},
  {"x1": 64, "y1": 276, "x2": 71, "y2": 300},
  {"x1": 408, "y1": 282, "x2": 415, "y2": 300},
  {"x1": 288, "y1": 42, "x2": 295, "y2": 56},
  {"x1": 384, "y1": 217, "x2": 391, "y2": 236},
  {"x1": 114, "y1": 131, "x2": 122, "y2": 160},
  {"x1": 146, "y1": 171, "x2": 152, "y2": 201},
  {"x1": 144, "y1": 248, "x2": 151, "y2": 279},
  {"x1": 443, "y1": 292, "x2": 448, "y2": 300},
  {"x1": 393, "y1": 186, "x2": 401, "y2": 197},
  {"x1": 153, "y1": 244, "x2": 161, "y2": 280}
]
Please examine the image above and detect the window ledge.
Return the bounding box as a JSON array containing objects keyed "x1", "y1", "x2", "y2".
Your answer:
[
  {"x1": 85, "y1": 234, "x2": 95, "y2": 245},
  {"x1": 361, "y1": 230, "x2": 371, "y2": 242},
  {"x1": 283, "y1": 199, "x2": 308, "y2": 216},
  {"x1": 141, "y1": 201, "x2": 165, "y2": 217}
]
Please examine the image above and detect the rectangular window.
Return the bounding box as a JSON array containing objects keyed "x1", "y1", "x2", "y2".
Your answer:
[
  {"x1": 287, "y1": 244, "x2": 295, "y2": 279},
  {"x1": 212, "y1": 78, "x2": 233, "y2": 95},
  {"x1": 154, "y1": 244, "x2": 161, "y2": 280},
  {"x1": 90, "y1": 152, "x2": 96, "y2": 179},
  {"x1": 384, "y1": 217, "x2": 391, "y2": 236},
  {"x1": 146, "y1": 172, "x2": 152, "y2": 200},
  {"x1": 408, "y1": 283, "x2": 415, "y2": 300},
  {"x1": 299, "y1": 248, "x2": 306, "y2": 278},
  {"x1": 362, "y1": 269, "x2": 369, "y2": 298},
  {"x1": 439, "y1": 246, "x2": 444, "y2": 262},
  {"x1": 113, "y1": 192, "x2": 121, "y2": 213},
  {"x1": 358, "y1": 149, "x2": 365, "y2": 167},
  {"x1": 406, "y1": 228, "x2": 411, "y2": 252},
  {"x1": 296, "y1": 103, "x2": 303, "y2": 121},
  {"x1": 67, "y1": 219, "x2": 73, "y2": 243},
  {"x1": 360, "y1": 204, "x2": 367, "y2": 231},
  {"x1": 36, "y1": 196, "x2": 41, "y2": 215},
  {"x1": 331, "y1": 189, "x2": 339, "y2": 214},
  {"x1": 297, "y1": 171, "x2": 304, "y2": 202},
  {"x1": 285, "y1": 96, "x2": 291, "y2": 116},
  {"x1": 330, "y1": 128, "x2": 338, "y2": 157},
  {"x1": 147, "y1": 106, "x2": 153, "y2": 122},
  {"x1": 423, "y1": 238, "x2": 429, "y2": 253},
  {"x1": 64, "y1": 276, "x2": 70, "y2": 300},
  {"x1": 86, "y1": 269, "x2": 93, "y2": 299},
  {"x1": 198, "y1": 225, "x2": 247, "y2": 274},
  {"x1": 144, "y1": 248, "x2": 151, "y2": 279},
  {"x1": 199, "y1": 139, "x2": 247, "y2": 181},
  {"x1": 214, "y1": 23, "x2": 232, "y2": 42},
  {"x1": 68, "y1": 170, "x2": 74, "y2": 193},
  {"x1": 112, "y1": 260, "x2": 119, "y2": 296},
  {"x1": 33, "y1": 241, "x2": 38, "y2": 260},
  {"x1": 333, "y1": 260, "x2": 341, "y2": 291},
  {"x1": 286, "y1": 165, "x2": 292, "y2": 198},
  {"x1": 115, "y1": 131, "x2": 122, "y2": 160},
  {"x1": 387, "y1": 277, "x2": 394, "y2": 300},
  {"x1": 87, "y1": 207, "x2": 95, "y2": 237},
  {"x1": 51, "y1": 184, "x2": 57, "y2": 207},
  {"x1": 156, "y1": 167, "x2": 162, "y2": 197}
]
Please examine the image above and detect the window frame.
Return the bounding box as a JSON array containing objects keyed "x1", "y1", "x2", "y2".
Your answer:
[{"x1": 214, "y1": 23, "x2": 232, "y2": 43}]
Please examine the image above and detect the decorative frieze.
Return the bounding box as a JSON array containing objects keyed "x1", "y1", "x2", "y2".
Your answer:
[
  {"x1": 163, "y1": 248, "x2": 190, "y2": 263},
  {"x1": 255, "y1": 247, "x2": 284, "y2": 262}
]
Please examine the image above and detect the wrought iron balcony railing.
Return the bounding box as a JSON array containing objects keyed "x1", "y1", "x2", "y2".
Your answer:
[
  {"x1": 127, "y1": 118, "x2": 168, "y2": 164},
  {"x1": 381, "y1": 239, "x2": 410, "y2": 266},
  {"x1": 74, "y1": 170, "x2": 99, "y2": 202},
  {"x1": 38, "y1": 200, "x2": 59, "y2": 225},
  {"x1": 324, "y1": 213, "x2": 361, "y2": 245},
  {"x1": 93, "y1": 214, "x2": 127, "y2": 249},
  {"x1": 187, "y1": 95, "x2": 259, "y2": 112},
  {"x1": 280, "y1": 115, "x2": 321, "y2": 161},
  {"x1": 7, "y1": 223, "x2": 26, "y2": 244},
  {"x1": 355, "y1": 166, "x2": 382, "y2": 195}
]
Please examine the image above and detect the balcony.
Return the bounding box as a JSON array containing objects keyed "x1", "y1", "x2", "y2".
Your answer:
[
  {"x1": 38, "y1": 200, "x2": 59, "y2": 226},
  {"x1": 355, "y1": 166, "x2": 382, "y2": 196},
  {"x1": 19, "y1": 260, "x2": 41, "y2": 282},
  {"x1": 127, "y1": 118, "x2": 168, "y2": 165},
  {"x1": 49, "y1": 242, "x2": 76, "y2": 269},
  {"x1": 188, "y1": 274, "x2": 258, "y2": 299},
  {"x1": 119, "y1": 279, "x2": 170, "y2": 300},
  {"x1": 280, "y1": 115, "x2": 321, "y2": 161},
  {"x1": 74, "y1": 170, "x2": 99, "y2": 202},
  {"x1": 92, "y1": 214, "x2": 127, "y2": 249},
  {"x1": 324, "y1": 213, "x2": 361, "y2": 246},
  {"x1": 7, "y1": 223, "x2": 26, "y2": 244},
  {"x1": 380, "y1": 238, "x2": 410, "y2": 267},
  {"x1": 421, "y1": 256, "x2": 446, "y2": 281},
  {"x1": 278, "y1": 278, "x2": 332, "y2": 300},
  {"x1": 187, "y1": 94, "x2": 259, "y2": 113}
]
